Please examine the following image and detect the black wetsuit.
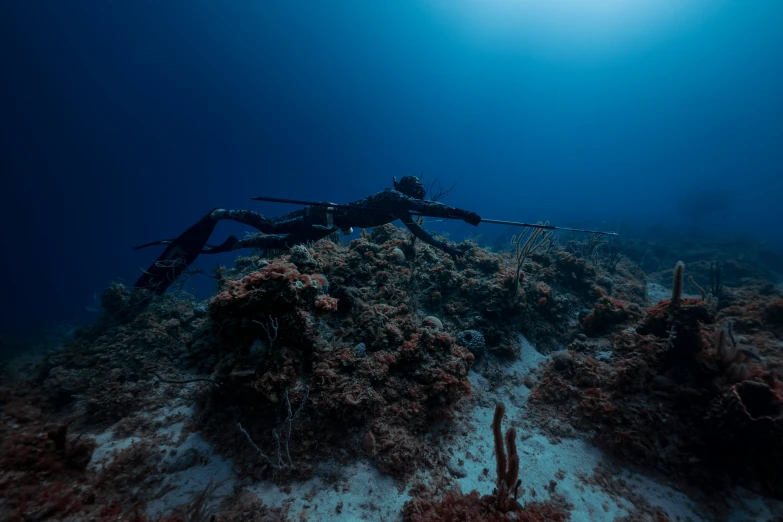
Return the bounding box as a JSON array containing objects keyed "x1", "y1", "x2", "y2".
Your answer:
[
  {"x1": 219, "y1": 189, "x2": 479, "y2": 257},
  {"x1": 134, "y1": 186, "x2": 480, "y2": 295}
]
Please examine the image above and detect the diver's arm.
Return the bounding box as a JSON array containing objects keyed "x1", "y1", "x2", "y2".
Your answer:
[
  {"x1": 400, "y1": 212, "x2": 465, "y2": 259},
  {"x1": 396, "y1": 194, "x2": 481, "y2": 225}
]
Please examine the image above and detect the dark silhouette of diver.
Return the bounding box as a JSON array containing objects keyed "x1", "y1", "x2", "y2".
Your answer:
[{"x1": 134, "y1": 176, "x2": 481, "y2": 295}]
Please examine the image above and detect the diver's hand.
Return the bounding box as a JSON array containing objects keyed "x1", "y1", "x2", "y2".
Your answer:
[{"x1": 463, "y1": 211, "x2": 481, "y2": 226}]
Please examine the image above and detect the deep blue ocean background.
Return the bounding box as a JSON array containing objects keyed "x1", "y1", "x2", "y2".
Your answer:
[{"x1": 2, "y1": 1, "x2": 782, "y2": 340}]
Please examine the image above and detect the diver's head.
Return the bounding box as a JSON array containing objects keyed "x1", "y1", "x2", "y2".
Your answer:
[{"x1": 393, "y1": 175, "x2": 426, "y2": 200}]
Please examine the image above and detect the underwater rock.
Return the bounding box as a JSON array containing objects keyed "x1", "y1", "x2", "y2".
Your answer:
[
  {"x1": 456, "y1": 330, "x2": 485, "y2": 354},
  {"x1": 596, "y1": 275, "x2": 614, "y2": 293},
  {"x1": 99, "y1": 282, "x2": 151, "y2": 321},
  {"x1": 192, "y1": 303, "x2": 208, "y2": 317},
  {"x1": 370, "y1": 223, "x2": 397, "y2": 244},
  {"x1": 290, "y1": 244, "x2": 319, "y2": 270},
  {"x1": 766, "y1": 298, "x2": 783, "y2": 325},
  {"x1": 42, "y1": 367, "x2": 92, "y2": 407},
  {"x1": 209, "y1": 261, "x2": 326, "y2": 347},
  {"x1": 164, "y1": 447, "x2": 201, "y2": 473},
  {"x1": 704, "y1": 380, "x2": 783, "y2": 496},
  {"x1": 651, "y1": 374, "x2": 676, "y2": 391},
  {"x1": 581, "y1": 296, "x2": 634, "y2": 336},
  {"x1": 550, "y1": 350, "x2": 574, "y2": 373},
  {"x1": 446, "y1": 459, "x2": 467, "y2": 478},
  {"x1": 422, "y1": 316, "x2": 443, "y2": 331},
  {"x1": 100, "y1": 282, "x2": 132, "y2": 317},
  {"x1": 389, "y1": 247, "x2": 406, "y2": 264}
]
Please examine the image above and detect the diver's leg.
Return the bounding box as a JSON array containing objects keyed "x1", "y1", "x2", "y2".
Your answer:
[
  {"x1": 134, "y1": 208, "x2": 282, "y2": 294},
  {"x1": 200, "y1": 235, "x2": 239, "y2": 254},
  {"x1": 231, "y1": 228, "x2": 331, "y2": 251},
  {"x1": 211, "y1": 209, "x2": 279, "y2": 234},
  {"x1": 267, "y1": 208, "x2": 314, "y2": 233},
  {"x1": 231, "y1": 233, "x2": 296, "y2": 251},
  {"x1": 217, "y1": 206, "x2": 327, "y2": 236},
  {"x1": 134, "y1": 209, "x2": 222, "y2": 294}
]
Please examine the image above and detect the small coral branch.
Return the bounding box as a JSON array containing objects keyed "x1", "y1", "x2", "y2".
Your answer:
[
  {"x1": 493, "y1": 403, "x2": 507, "y2": 486},
  {"x1": 510, "y1": 223, "x2": 552, "y2": 298},
  {"x1": 492, "y1": 402, "x2": 521, "y2": 500},
  {"x1": 568, "y1": 232, "x2": 606, "y2": 265},
  {"x1": 672, "y1": 261, "x2": 684, "y2": 303},
  {"x1": 424, "y1": 177, "x2": 456, "y2": 202},
  {"x1": 687, "y1": 261, "x2": 723, "y2": 308},
  {"x1": 253, "y1": 315, "x2": 279, "y2": 350},
  {"x1": 603, "y1": 234, "x2": 625, "y2": 273},
  {"x1": 238, "y1": 422, "x2": 278, "y2": 469},
  {"x1": 687, "y1": 275, "x2": 707, "y2": 301},
  {"x1": 238, "y1": 386, "x2": 310, "y2": 470},
  {"x1": 710, "y1": 261, "x2": 723, "y2": 301},
  {"x1": 713, "y1": 320, "x2": 760, "y2": 382},
  {"x1": 714, "y1": 321, "x2": 738, "y2": 364}
]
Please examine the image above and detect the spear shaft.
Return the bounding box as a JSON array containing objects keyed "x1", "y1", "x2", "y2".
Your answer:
[{"x1": 479, "y1": 218, "x2": 618, "y2": 236}]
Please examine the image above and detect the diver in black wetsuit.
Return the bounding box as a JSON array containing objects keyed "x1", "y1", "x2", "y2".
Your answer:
[{"x1": 134, "y1": 176, "x2": 481, "y2": 295}]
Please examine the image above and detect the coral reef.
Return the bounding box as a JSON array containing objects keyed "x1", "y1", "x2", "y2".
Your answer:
[
  {"x1": 0, "y1": 385, "x2": 97, "y2": 521},
  {"x1": 200, "y1": 251, "x2": 476, "y2": 477},
  {"x1": 530, "y1": 260, "x2": 783, "y2": 497},
  {"x1": 4, "y1": 223, "x2": 783, "y2": 519}
]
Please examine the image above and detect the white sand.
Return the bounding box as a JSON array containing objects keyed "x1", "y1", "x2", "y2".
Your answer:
[{"x1": 86, "y1": 334, "x2": 783, "y2": 521}]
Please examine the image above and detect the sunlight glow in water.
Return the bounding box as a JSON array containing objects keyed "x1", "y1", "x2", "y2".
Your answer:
[
  {"x1": 485, "y1": 0, "x2": 676, "y2": 25},
  {"x1": 430, "y1": 0, "x2": 719, "y2": 54}
]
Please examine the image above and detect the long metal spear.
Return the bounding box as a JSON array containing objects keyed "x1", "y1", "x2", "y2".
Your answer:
[
  {"x1": 250, "y1": 196, "x2": 618, "y2": 236},
  {"x1": 479, "y1": 218, "x2": 618, "y2": 236}
]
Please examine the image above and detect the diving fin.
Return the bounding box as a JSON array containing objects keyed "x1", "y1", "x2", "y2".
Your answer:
[
  {"x1": 133, "y1": 239, "x2": 174, "y2": 251},
  {"x1": 134, "y1": 210, "x2": 219, "y2": 295}
]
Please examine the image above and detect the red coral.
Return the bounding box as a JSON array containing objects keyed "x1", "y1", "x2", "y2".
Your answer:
[
  {"x1": 536, "y1": 281, "x2": 552, "y2": 298},
  {"x1": 0, "y1": 391, "x2": 98, "y2": 521},
  {"x1": 314, "y1": 295, "x2": 339, "y2": 314},
  {"x1": 581, "y1": 296, "x2": 633, "y2": 335},
  {"x1": 208, "y1": 261, "x2": 324, "y2": 347}
]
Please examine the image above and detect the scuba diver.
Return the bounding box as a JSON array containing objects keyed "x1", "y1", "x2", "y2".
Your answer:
[{"x1": 134, "y1": 176, "x2": 481, "y2": 295}]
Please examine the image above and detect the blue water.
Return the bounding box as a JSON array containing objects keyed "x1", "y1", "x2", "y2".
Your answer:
[{"x1": 2, "y1": 1, "x2": 782, "y2": 337}]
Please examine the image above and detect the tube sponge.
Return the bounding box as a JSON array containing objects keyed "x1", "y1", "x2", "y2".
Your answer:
[{"x1": 672, "y1": 261, "x2": 685, "y2": 303}]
